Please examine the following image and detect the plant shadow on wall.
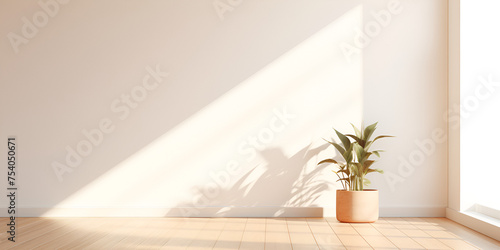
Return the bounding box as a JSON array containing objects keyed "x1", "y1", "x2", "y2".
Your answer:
[{"x1": 168, "y1": 143, "x2": 332, "y2": 217}]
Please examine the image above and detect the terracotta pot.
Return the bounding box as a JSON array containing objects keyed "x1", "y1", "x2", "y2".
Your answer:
[{"x1": 336, "y1": 189, "x2": 379, "y2": 223}]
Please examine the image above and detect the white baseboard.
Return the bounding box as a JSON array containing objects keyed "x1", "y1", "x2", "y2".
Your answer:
[
  {"x1": 1, "y1": 206, "x2": 445, "y2": 218},
  {"x1": 446, "y1": 208, "x2": 500, "y2": 241},
  {"x1": 324, "y1": 206, "x2": 445, "y2": 217},
  {"x1": 1, "y1": 207, "x2": 324, "y2": 217},
  {"x1": 380, "y1": 206, "x2": 446, "y2": 217}
]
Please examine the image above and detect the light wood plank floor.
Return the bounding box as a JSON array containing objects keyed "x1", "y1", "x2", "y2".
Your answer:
[{"x1": 0, "y1": 217, "x2": 499, "y2": 249}]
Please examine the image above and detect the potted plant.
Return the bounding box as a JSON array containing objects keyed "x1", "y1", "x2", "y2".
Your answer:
[{"x1": 318, "y1": 122, "x2": 393, "y2": 223}]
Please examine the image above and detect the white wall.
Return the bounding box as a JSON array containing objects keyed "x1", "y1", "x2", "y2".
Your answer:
[
  {"x1": 363, "y1": 0, "x2": 448, "y2": 216},
  {"x1": 0, "y1": 0, "x2": 447, "y2": 217}
]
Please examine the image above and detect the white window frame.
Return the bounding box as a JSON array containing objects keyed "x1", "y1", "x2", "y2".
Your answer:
[{"x1": 446, "y1": 0, "x2": 500, "y2": 241}]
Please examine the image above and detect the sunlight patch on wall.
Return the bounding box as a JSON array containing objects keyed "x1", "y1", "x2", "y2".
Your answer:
[{"x1": 42, "y1": 5, "x2": 364, "y2": 217}]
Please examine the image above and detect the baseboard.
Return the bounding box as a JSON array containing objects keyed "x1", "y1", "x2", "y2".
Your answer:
[
  {"x1": 380, "y1": 206, "x2": 446, "y2": 217},
  {"x1": 446, "y1": 207, "x2": 500, "y2": 241},
  {"x1": 474, "y1": 204, "x2": 500, "y2": 221},
  {"x1": 324, "y1": 206, "x2": 446, "y2": 217},
  {"x1": 0, "y1": 206, "x2": 446, "y2": 217},
  {"x1": 0, "y1": 207, "x2": 324, "y2": 217}
]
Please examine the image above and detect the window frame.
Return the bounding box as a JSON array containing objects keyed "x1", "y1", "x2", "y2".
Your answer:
[{"x1": 446, "y1": 0, "x2": 500, "y2": 241}]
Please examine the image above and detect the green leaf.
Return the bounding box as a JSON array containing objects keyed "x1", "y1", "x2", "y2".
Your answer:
[
  {"x1": 354, "y1": 144, "x2": 364, "y2": 162},
  {"x1": 351, "y1": 163, "x2": 362, "y2": 175},
  {"x1": 332, "y1": 142, "x2": 346, "y2": 156},
  {"x1": 363, "y1": 160, "x2": 375, "y2": 172},
  {"x1": 346, "y1": 134, "x2": 365, "y2": 147},
  {"x1": 373, "y1": 151, "x2": 380, "y2": 157},
  {"x1": 350, "y1": 123, "x2": 362, "y2": 138},
  {"x1": 363, "y1": 178, "x2": 371, "y2": 187},
  {"x1": 338, "y1": 169, "x2": 349, "y2": 175},
  {"x1": 335, "y1": 129, "x2": 351, "y2": 151},
  {"x1": 364, "y1": 141, "x2": 373, "y2": 150},
  {"x1": 363, "y1": 122, "x2": 378, "y2": 141},
  {"x1": 318, "y1": 159, "x2": 339, "y2": 165},
  {"x1": 323, "y1": 138, "x2": 345, "y2": 156},
  {"x1": 364, "y1": 152, "x2": 373, "y2": 161},
  {"x1": 373, "y1": 135, "x2": 394, "y2": 142},
  {"x1": 345, "y1": 153, "x2": 352, "y2": 163},
  {"x1": 367, "y1": 168, "x2": 384, "y2": 174},
  {"x1": 343, "y1": 144, "x2": 353, "y2": 163},
  {"x1": 332, "y1": 170, "x2": 342, "y2": 176}
]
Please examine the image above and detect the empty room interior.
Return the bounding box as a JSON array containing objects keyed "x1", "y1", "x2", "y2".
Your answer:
[{"x1": 1, "y1": 0, "x2": 500, "y2": 249}]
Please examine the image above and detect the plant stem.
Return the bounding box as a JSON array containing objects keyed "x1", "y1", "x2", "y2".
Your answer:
[{"x1": 333, "y1": 172, "x2": 346, "y2": 190}]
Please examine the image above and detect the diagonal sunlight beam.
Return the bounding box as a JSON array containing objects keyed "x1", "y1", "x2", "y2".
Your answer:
[{"x1": 43, "y1": 5, "x2": 364, "y2": 217}]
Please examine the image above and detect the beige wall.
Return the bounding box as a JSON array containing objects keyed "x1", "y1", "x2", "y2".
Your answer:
[{"x1": 0, "y1": 0, "x2": 447, "y2": 217}]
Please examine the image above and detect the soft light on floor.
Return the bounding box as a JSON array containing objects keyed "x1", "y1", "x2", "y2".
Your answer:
[{"x1": 1, "y1": 217, "x2": 499, "y2": 249}]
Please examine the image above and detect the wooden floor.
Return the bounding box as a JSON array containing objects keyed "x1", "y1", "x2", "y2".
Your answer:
[{"x1": 0, "y1": 217, "x2": 499, "y2": 249}]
